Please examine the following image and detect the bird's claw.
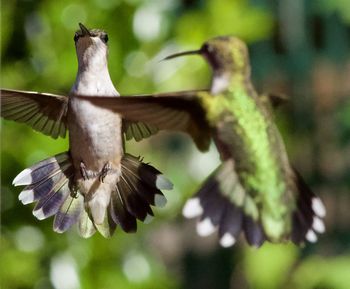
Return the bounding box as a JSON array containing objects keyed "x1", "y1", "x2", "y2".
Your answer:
[
  {"x1": 80, "y1": 161, "x2": 89, "y2": 180},
  {"x1": 80, "y1": 161, "x2": 112, "y2": 182},
  {"x1": 99, "y1": 162, "x2": 112, "y2": 183},
  {"x1": 80, "y1": 161, "x2": 95, "y2": 180}
]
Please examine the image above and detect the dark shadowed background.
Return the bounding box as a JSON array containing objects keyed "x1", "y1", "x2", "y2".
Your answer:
[{"x1": 1, "y1": 0, "x2": 350, "y2": 288}]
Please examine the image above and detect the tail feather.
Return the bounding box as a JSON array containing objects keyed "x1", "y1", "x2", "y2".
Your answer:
[
  {"x1": 13, "y1": 152, "x2": 89, "y2": 235},
  {"x1": 13, "y1": 152, "x2": 74, "y2": 222},
  {"x1": 110, "y1": 186, "x2": 137, "y2": 233},
  {"x1": 19, "y1": 170, "x2": 67, "y2": 204},
  {"x1": 94, "y1": 211, "x2": 117, "y2": 238},
  {"x1": 109, "y1": 153, "x2": 172, "y2": 233},
  {"x1": 199, "y1": 188, "x2": 226, "y2": 227},
  {"x1": 13, "y1": 152, "x2": 70, "y2": 186},
  {"x1": 122, "y1": 155, "x2": 173, "y2": 190},
  {"x1": 32, "y1": 176, "x2": 72, "y2": 220},
  {"x1": 121, "y1": 160, "x2": 165, "y2": 207},
  {"x1": 183, "y1": 160, "x2": 264, "y2": 247},
  {"x1": 78, "y1": 209, "x2": 96, "y2": 238},
  {"x1": 195, "y1": 180, "x2": 226, "y2": 237},
  {"x1": 121, "y1": 155, "x2": 170, "y2": 207},
  {"x1": 118, "y1": 174, "x2": 151, "y2": 221},
  {"x1": 14, "y1": 152, "x2": 172, "y2": 237},
  {"x1": 291, "y1": 170, "x2": 326, "y2": 244},
  {"x1": 218, "y1": 203, "x2": 242, "y2": 247},
  {"x1": 183, "y1": 160, "x2": 325, "y2": 247},
  {"x1": 54, "y1": 193, "x2": 84, "y2": 233},
  {"x1": 243, "y1": 216, "x2": 265, "y2": 247}
]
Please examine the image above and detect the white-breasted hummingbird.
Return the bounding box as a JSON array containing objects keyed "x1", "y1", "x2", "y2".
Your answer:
[{"x1": 1, "y1": 23, "x2": 172, "y2": 238}]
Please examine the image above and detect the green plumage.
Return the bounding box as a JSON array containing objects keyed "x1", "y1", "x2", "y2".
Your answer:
[{"x1": 199, "y1": 74, "x2": 292, "y2": 241}]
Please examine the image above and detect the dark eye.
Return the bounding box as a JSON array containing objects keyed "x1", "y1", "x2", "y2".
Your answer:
[
  {"x1": 101, "y1": 34, "x2": 108, "y2": 43},
  {"x1": 74, "y1": 33, "x2": 79, "y2": 42},
  {"x1": 201, "y1": 43, "x2": 211, "y2": 53}
]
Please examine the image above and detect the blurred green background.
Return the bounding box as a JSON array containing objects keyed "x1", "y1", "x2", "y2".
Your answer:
[{"x1": 1, "y1": 0, "x2": 350, "y2": 288}]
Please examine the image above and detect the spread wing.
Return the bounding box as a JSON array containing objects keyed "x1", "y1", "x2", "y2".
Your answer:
[
  {"x1": 123, "y1": 120, "x2": 159, "y2": 142},
  {"x1": 1, "y1": 89, "x2": 68, "y2": 138},
  {"x1": 80, "y1": 90, "x2": 212, "y2": 152}
]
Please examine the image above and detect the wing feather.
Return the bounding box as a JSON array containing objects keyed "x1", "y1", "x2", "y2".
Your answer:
[
  {"x1": 1, "y1": 89, "x2": 68, "y2": 138},
  {"x1": 81, "y1": 90, "x2": 211, "y2": 151}
]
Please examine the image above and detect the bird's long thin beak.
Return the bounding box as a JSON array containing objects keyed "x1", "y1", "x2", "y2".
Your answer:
[
  {"x1": 162, "y1": 49, "x2": 201, "y2": 61},
  {"x1": 79, "y1": 23, "x2": 91, "y2": 36}
]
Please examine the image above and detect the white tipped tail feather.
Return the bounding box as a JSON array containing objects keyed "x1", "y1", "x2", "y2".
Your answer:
[
  {"x1": 181, "y1": 162, "x2": 327, "y2": 248},
  {"x1": 312, "y1": 197, "x2": 326, "y2": 218},
  {"x1": 219, "y1": 232, "x2": 236, "y2": 247},
  {"x1": 196, "y1": 217, "x2": 216, "y2": 237},
  {"x1": 182, "y1": 197, "x2": 203, "y2": 218},
  {"x1": 14, "y1": 152, "x2": 173, "y2": 237}
]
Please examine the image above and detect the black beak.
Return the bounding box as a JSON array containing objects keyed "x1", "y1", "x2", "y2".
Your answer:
[
  {"x1": 79, "y1": 23, "x2": 91, "y2": 36},
  {"x1": 162, "y1": 49, "x2": 202, "y2": 61}
]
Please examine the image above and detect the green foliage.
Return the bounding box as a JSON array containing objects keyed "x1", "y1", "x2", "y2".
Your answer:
[
  {"x1": 244, "y1": 244, "x2": 298, "y2": 289},
  {"x1": 1, "y1": 238, "x2": 42, "y2": 289}
]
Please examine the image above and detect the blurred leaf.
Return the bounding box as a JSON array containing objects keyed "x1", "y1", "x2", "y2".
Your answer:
[
  {"x1": 291, "y1": 255, "x2": 350, "y2": 289},
  {"x1": 243, "y1": 243, "x2": 298, "y2": 289}
]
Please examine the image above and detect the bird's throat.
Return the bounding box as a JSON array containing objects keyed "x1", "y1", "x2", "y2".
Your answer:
[{"x1": 211, "y1": 73, "x2": 231, "y2": 95}]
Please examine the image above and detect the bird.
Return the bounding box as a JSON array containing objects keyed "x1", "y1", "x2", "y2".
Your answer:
[
  {"x1": 78, "y1": 36, "x2": 326, "y2": 247},
  {"x1": 1, "y1": 23, "x2": 173, "y2": 238}
]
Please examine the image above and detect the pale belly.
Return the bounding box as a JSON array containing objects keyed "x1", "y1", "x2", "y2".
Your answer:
[{"x1": 67, "y1": 96, "x2": 123, "y2": 197}]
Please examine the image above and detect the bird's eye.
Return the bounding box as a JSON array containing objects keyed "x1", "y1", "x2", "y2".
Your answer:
[
  {"x1": 74, "y1": 33, "x2": 79, "y2": 42},
  {"x1": 201, "y1": 43, "x2": 211, "y2": 53},
  {"x1": 101, "y1": 34, "x2": 108, "y2": 43}
]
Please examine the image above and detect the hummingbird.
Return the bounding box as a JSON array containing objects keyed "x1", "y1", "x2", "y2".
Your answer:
[
  {"x1": 1, "y1": 23, "x2": 172, "y2": 238},
  {"x1": 79, "y1": 36, "x2": 326, "y2": 247}
]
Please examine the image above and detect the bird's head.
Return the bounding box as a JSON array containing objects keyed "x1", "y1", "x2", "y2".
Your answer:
[
  {"x1": 74, "y1": 23, "x2": 109, "y2": 70},
  {"x1": 164, "y1": 36, "x2": 250, "y2": 75},
  {"x1": 201, "y1": 37, "x2": 250, "y2": 74},
  {"x1": 163, "y1": 36, "x2": 251, "y2": 93}
]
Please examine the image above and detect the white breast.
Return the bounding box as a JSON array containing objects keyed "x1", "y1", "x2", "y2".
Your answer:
[{"x1": 68, "y1": 65, "x2": 123, "y2": 173}]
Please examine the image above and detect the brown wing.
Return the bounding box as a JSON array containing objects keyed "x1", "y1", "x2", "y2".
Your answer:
[
  {"x1": 123, "y1": 120, "x2": 159, "y2": 142},
  {"x1": 1, "y1": 89, "x2": 68, "y2": 138},
  {"x1": 80, "y1": 90, "x2": 211, "y2": 152}
]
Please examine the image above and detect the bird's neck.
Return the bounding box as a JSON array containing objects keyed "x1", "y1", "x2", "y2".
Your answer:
[
  {"x1": 210, "y1": 68, "x2": 251, "y2": 95},
  {"x1": 72, "y1": 60, "x2": 119, "y2": 97},
  {"x1": 77, "y1": 43, "x2": 108, "y2": 72},
  {"x1": 71, "y1": 42, "x2": 119, "y2": 96}
]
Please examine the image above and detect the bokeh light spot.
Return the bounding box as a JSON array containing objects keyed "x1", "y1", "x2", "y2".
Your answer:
[
  {"x1": 123, "y1": 252, "x2": 151, "y2": 282},
  {"x1": 124, "y1": 51, "x2": 149, "y2": 77},
  {"x1": 50, "y1": 253, "x2": 80, "y2": 289},
  {"x1": 133, "y1": 6, "x2": 162, "y2": 42},
  {"x1": 61, "y1": 4, "x2": 87, "y2": 30},
  {"x1": 14, "y1": 226, "x2": 45, "y2": 252}
]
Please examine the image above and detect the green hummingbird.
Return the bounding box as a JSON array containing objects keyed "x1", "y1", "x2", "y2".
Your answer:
[{"x1": 80, "y1": 36, "x2": 326, "y2": 247}]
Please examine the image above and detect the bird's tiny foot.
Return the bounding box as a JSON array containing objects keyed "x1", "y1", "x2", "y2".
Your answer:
[
  {"x1": 99, "y1": 162, "x2": 112, "y2": 183},
  {"x1": 80, "y1": 161, "x2": 95, "y2": 180},
  {"x1": 69, "y1": 183, "x2": 79, "y2": 198},
  {"x1": 80, "y1": 162, "x2": 89, "y2": 180},
  {"x1": 70, "y1": 190, "x2": 79, "y2": 198}
]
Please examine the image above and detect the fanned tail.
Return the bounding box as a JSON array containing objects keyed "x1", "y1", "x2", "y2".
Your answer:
[
  {"x1": 183, "y1": 160, "x2": 265, "y2": 247},
  {"x1": 182, "y1": 160, "x2": 325, "y2": 248},
  {"x1": 13, "y1": 152, "x2": 84, "y2": 234},
  {"x1": 108, "y1": 153, "x2": 173, "y2": 233},
  {"x1": 13, "y1": 152, "x2": 173, "y2": 238}
]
